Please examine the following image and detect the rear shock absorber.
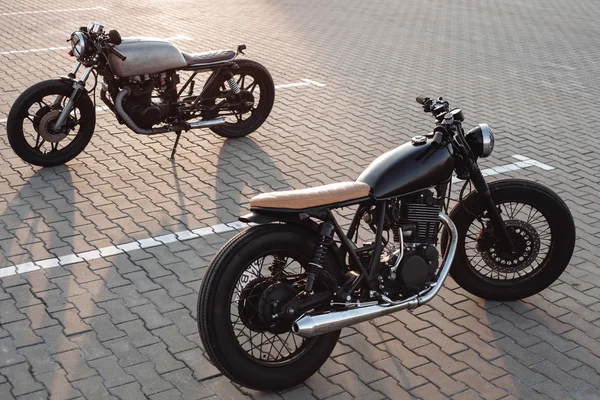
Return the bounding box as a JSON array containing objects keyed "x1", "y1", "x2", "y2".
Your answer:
[
  {"x1": 305, "y1": 222, "x2": 334, "y2": 292},
  {"x1": 227, "y1": 77, "x2": 241, "y2": 94}
]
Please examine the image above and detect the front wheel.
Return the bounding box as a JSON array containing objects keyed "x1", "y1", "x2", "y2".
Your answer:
[
  {"x1": 197, "y1": 224, "x2": 340, "y2": 390},
  {"x1": 6, "y1": 79, "x2": 96, "y2": 167},
  {"x1": 203, "y1": 59, "x2": 275, "y2": 138},
  {"x1": 446, "y1": 179, "x2": 575, "y2": 301}
]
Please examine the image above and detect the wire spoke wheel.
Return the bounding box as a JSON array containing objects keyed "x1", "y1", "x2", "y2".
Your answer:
[
  {"x1": 230, "y1": 254, "x2": 315, "y2": 365},
  {"x1": 464, "y1": 201, "x2": 551, "y2": 283},
  {"x1": 445, "y1": 179, "x2": 575, "y2": 301},
  {"x1": 197, "y1": 224, "x2": 341, "y2": 390}
]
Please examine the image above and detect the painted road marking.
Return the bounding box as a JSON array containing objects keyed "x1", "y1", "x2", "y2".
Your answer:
[
  {"x1": 451, "y1": 154, "x2": 554, "y2": 184},
  {"x1": 0, "y1": 35, "x2": 193, "y2": 56},
  {"x1": 0, "y1": 6, "x2": 107, "y2": 17},
  {"x1": 0, "y1": 155, "x2": 554, "y2": 278},
  {"x1": 0, "y1": 79, "x2": 326, "y2": 124}
]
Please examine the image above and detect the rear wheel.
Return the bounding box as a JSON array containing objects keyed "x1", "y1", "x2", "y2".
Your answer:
[
  {"x1": 202, "y1": 59, "x2": 275, "y2": 138},
  {"x1": 6, "y1": 80, "x2": 95, "y2": 167},
  {"x1": 446, "y1": 179, "x2": 575, "y2": 301},
  {"x1": 197, "y1": 224, "x2": 340, "y2": 390}
]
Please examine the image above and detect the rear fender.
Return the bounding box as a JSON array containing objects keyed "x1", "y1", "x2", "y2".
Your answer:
[{"x1": 240, "y1": 211, "x2": 346, "y2": 271}]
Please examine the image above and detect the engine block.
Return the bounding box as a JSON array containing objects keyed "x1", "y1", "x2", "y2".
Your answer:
[{"x1": 397, "y1": 190, "x2": 442, "y2": 244}]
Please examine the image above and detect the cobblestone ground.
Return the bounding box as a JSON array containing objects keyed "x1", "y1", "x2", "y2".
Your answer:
[{"x1": 1, "y1": 0, "x2": 600, "y2": 399}]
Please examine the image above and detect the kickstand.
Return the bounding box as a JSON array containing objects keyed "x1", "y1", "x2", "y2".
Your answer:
[{"x1": 170, "y1": 131, "x2": 182, "y2": 160}]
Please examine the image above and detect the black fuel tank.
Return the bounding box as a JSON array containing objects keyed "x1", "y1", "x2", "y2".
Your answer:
[{"x1": 357, "y1": 139, "x2": 454, "y2": 199}]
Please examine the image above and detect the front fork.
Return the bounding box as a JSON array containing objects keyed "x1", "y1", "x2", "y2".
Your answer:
[
  {"x1": 468, "y1": 162, "x2": 515, "y2": 252},
  {"x1": 54, "y1": 61, "x2": 95, "y2": 130}
]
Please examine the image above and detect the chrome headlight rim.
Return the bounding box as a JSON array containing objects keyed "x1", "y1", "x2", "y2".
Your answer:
[
  {"x1": 479, "y1": 123, "x2": 494, "y2": 158},
  {"x1": 71, "y1": 31, "x2": 87, "y2": 60}
]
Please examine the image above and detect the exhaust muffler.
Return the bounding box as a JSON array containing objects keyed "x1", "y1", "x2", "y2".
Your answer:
[{"x1": 293, "y1": 212, "x2": 457, "y2": 338}]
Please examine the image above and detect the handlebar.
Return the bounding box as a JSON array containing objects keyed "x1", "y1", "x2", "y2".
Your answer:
[
  {"x1": 109, "y1": 45, "x2": 126, "y2": 61},
  {"x1": 430, "y1": 126, "x2": 446, "y2": 148}
]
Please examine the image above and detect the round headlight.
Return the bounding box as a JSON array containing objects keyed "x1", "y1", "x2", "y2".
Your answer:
[
  {"x1": 71, "y1": 31, "x2": 87, "y2": 59},
  {"x1": 465, "y1": 123, "x2": 494, "y2": 158}
]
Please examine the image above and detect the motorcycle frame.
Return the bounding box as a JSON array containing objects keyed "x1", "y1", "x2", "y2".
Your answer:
[
  {"x1": 63, "y1": 56, "x2": 246, "y2": 158},
  {"x1": 242, "y1": 179, "x2": 451, "y2": 302}
]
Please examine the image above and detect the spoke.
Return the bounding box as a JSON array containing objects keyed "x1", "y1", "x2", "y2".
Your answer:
[
  {"x1": 34, "y1": 133, "x2": 43, "y2": 149},
  {"x1": 512, "y1": 203, "x2": 528, "y2": 219},
  {"x1": 50, "y1": 142, "x2": 59, "y2": 153},
  {"x1": 471, "y1": 257, "x2": 485, "y2": 272},
  {"x1": 248, "y1": 82, "x2": 258, "y2": 94},
  {"x1": 271, "y1": 336, "x2": 286, "y2": 359},
  {"x1": 35, "y1": 137, "x2": 45, "y2": 150},
  {"x1": 26, "y1": 114, "x2": 35, "y2": 123},
  {"x1": 266, "y1": 333, "x2": 277, "y2": 360}
]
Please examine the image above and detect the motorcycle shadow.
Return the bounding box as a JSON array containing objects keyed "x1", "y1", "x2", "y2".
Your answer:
[
  {"x1": 0, "y1": 166, "x2": 76, "y2": 269},
  {"x1": 213, "y1": 137, "x2": 291, "y2": 224}
]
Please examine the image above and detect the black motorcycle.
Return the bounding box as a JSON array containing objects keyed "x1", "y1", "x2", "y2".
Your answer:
[
  {"x1": 6, "y1": 22, "x2": 275, "y2": 166},
  {"x1": 197, "y1": 95, "x2": 576, "y2": 390}
]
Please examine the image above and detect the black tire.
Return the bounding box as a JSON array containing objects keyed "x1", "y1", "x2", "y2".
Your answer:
[
  {"x1": 197, "y1": 224, "x2": 341, "y2": 391},
  {"x1": 7, "y1": 79, "x2": 95, "y2": 167},
  {"x1": 205, "y1": 59, "x2": 275, "y2": 138},
  {"x1": 445, "y1": 179, "x2": 575, "y2": 301}
]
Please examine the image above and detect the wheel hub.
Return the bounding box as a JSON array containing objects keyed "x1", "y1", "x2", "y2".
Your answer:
[
  {"x1": 479, "y1": 220, "x2": 540, "y2": 272},
  {"x1": 238, "y1": 277, "x2": 272, "y2": 332},
  {"x1": 39, "y1": 110, "x2": 68, "y2": 143},
  {"x1": 258, "y1": 282, "x2": 297, "y2": 334},
  {"x1": 232, "y1": 90, "x2": 255, "y2": 113}
]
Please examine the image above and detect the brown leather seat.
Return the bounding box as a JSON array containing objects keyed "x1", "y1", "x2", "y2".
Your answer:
[
  {"x1": 250, "y1": 182, "x2": 371, "y2": 210},
  {"x1": 181, "y1": 49, "x2": 236, "y2": 66}
]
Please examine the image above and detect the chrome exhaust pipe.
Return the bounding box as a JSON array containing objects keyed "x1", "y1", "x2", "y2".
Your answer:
[
  {"x1": 293, "y1": 212, "x2": 458, "y2": 338},
  {"x1": 188, "y1": 118, "x2": 226, "y2": 129},
  {"x1": 114, "y1": 88, "x2": 226, "y2": 134}
]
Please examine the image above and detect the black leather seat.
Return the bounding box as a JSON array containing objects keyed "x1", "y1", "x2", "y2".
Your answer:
[{"x1": 181, "y1": 49, "x2": 236, "y2": 66}]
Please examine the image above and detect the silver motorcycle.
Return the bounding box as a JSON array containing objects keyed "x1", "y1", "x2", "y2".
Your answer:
[{"x1": 6, "y1": 22, "x2": 275, "y2": 166}]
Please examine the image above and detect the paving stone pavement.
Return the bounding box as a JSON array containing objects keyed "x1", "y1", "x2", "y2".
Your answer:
[{"x1": 1, "y1": 0, "x2": 600, "y2": 399}]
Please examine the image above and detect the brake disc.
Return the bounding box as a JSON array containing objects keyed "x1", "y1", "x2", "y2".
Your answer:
[
  {"x1": 481, "y1": 220, "x2": 541, "y2": 272},
  {"x1": 39, "y1": 110, "x2": 68, "y2": 143}
]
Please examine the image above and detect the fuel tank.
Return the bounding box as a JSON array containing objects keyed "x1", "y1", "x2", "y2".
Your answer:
[
  {"x1": 357, "y1": 138, "x2": 455, "y2": 199},
  {"x1": 108, "y1": 38, "x2": 187, "y2": 78}
]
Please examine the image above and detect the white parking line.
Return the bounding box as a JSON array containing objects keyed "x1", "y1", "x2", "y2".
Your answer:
[
  {"x1": 0, "y1": 35, "x2": 192, "y2": 56},
  {"x1": 0, "y1": 6, "x2": 107, "y2": 17},
  {"x1": 0, "y1": 79, "x2": 326, "y2": 124},
  {"x1": 451, "y1": 154, "x2": 554, "y2": 184},
  {"x1": 0, "y1": 155, "x2": 554, "y2": 279}
]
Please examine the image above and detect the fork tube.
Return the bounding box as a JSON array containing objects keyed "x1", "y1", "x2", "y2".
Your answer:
[
  {"x1": 54, "y1": 67, "x2": 94, "y2": 129},
  {"x1": 68, "y1": 61, "x2": 82, "y2": 79}
]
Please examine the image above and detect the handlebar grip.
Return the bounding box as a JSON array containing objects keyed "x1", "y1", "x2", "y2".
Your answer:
[
  {"x1": 416, "y1": 95, "x2": 428, "y2": 105},
  {"x1": 110, "y1": 46, "x2": 127, "y2": 61}
]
